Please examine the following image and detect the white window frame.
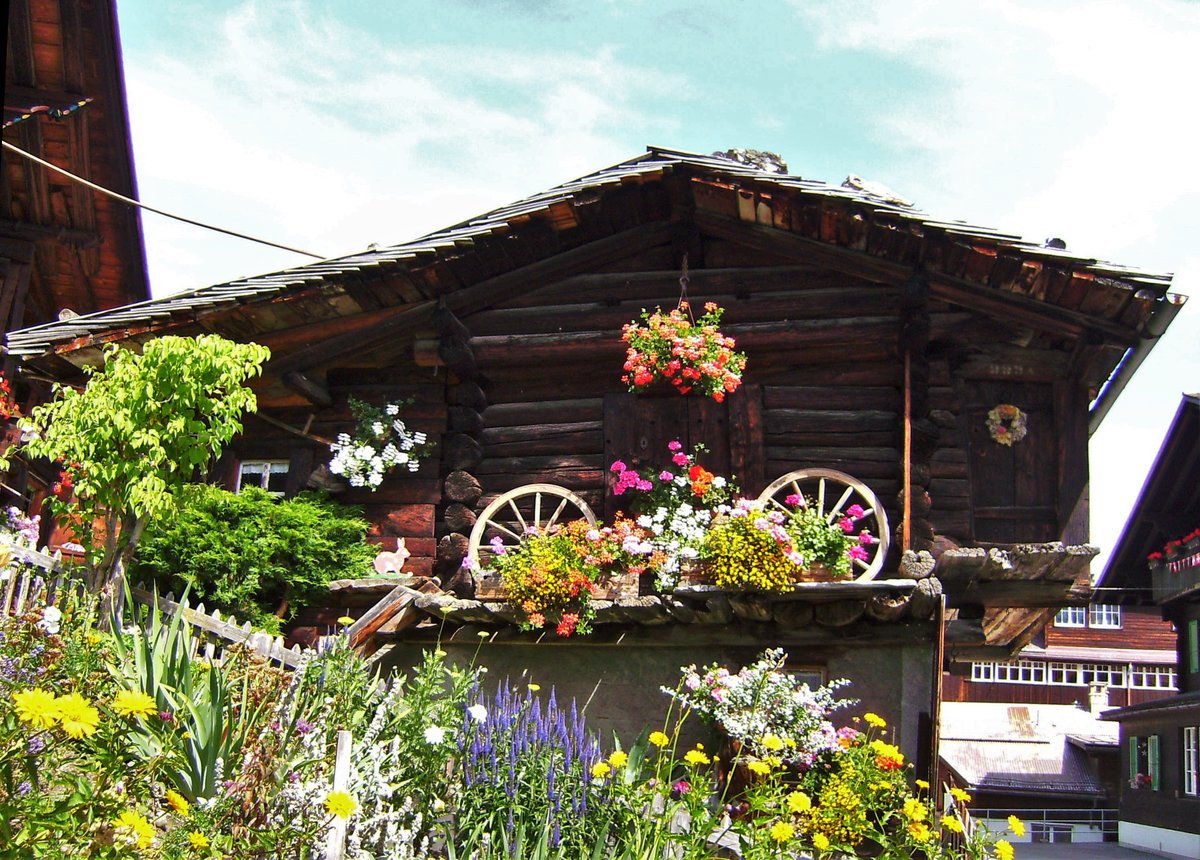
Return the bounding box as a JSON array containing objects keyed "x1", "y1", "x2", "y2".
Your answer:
[
  {"x1": 1185, "y1": 726, "x2": 1198, "y2": 797},
  {"x1": 1088, "y1": 604, "x2": 1122, "y2": 629},
  {"x1": 1129, "y1": 664, "x2": 1177, "y2": 690},
  {"x1": 1055, "y1": 607, "x2": 1086, "y2": 627},
  {"x1": 236, "y1": 460, "x2": 290, "y2": 495}
]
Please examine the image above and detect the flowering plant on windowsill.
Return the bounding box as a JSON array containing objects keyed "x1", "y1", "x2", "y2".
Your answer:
[
  {"x1": 621, "y1": 301, "x2": 747, "y2": 401},
  {"x1": 328, "y1": 397, "x2": 432, "y2": 490},
  {"x1": 480, "y1": 516, "x2": 663, "y2": 636},
  {"x1": 610, "y1": 440, "x2": 737, "y2": 589}
]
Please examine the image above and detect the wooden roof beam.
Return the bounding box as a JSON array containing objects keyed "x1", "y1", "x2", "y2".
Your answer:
[
  {"x1": 267, "y1": 221, "x2": 681, "y2": 375},
  {"x1": 693, "y1": 211, "x2": 1140, "y2": 346}
]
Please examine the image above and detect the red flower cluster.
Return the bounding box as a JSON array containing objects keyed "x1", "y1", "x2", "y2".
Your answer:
[
  {"x1": 621, "y1": 301, "x2": 746, "y2": 402},
  {"x1": 0, "y1": 373, "x2": 18, "y2": 420},
  {"x1": 1148, "y1": 527, "x2": 1200, "y2": 563}
]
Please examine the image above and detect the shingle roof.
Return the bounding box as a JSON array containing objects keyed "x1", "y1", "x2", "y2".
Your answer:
[{"x1": 4, "y1": 146, "x2": 1175, "y2": 363}]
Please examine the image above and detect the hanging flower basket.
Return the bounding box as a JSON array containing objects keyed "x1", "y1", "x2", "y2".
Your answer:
[
  {"x1": 986, "y1": 403, "x2": 1027, "y2": 446},
  {"x1": 621, "y1": 301, "x2": 747, "y2": 402},
  {"x1": 328, "y1": 398, "x2": 432, "y2": 490}
]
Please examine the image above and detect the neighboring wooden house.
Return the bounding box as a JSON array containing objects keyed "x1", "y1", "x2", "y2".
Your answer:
[
  {"x1": 3, "y1": 147, "x2": 1182, "y2": 769},
  {"x1": 3, "y1": 0, "x2": 150, "y2": 518},
  {"x1": 1098, "y1": 393, "x2": 1200, "y2": 858},
  {"x1": 945, "y1": 603, "x2": 1177, "y2": 709}
]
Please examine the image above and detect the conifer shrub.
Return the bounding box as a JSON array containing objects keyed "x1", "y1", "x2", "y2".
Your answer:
[{"x1": 132, "y1": 484, "x2": 376, "y2": 633}]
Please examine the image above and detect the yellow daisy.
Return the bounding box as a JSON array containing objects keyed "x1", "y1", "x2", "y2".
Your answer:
[
  {"x1": 864, "y1": 712, "x2": 887, "y2": 728},
  {"x1": 324, "y1": 790, "x2": 358, "y2": 819},
  {"x1": 1007, "y1": 815, "x2": 1026, "y2": 837},
  {"x1": 55, "y1": 692, "x2": 100, "y2": 739},
  {"x1": 12, "y1": 688, "x2": 58, "y2": 729},
  {"x1": 813, "y1": 832, "x2": 830, "y2": 851},
  {"x1": 591, "y1": 761, "x2": 612, "y2": 779},
  {"x1": 112, "y1": 689, "x2": 157, "y2": 719},
  {"x1": 166, "y1": 789, "x2": 190, "y2": 816},
  {"x1": 648, "y1": 730, "x2": 669, "y2": 748},
  {"x1": 769, "y1": 820, "x2": 795, "y2": 843},
  {"x1": 188, "y1": 831, "x2": 210, "y2": 849},
  {"x1": 113, "y1": 809, "x2": 155, "y2": 850},
  {"x1": 684, "y1": 747, "x2": 710, "y2": 766},
  {"x1": 786, "y1": 791, "x2": 812, "y2": 813}
]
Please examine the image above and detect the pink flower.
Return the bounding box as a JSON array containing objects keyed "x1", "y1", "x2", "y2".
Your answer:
[
  {"x1": 839, "y1": 517, "x2": 855, "y2": 533},
  {"x1": 847, "y1": 504, "x2": 865, "y2": 519},
  {"x1": 785, "y1": 493, "x2": 802, "y2": 507},
  {"x1": 668, "y1": 440, "x2": 683, "y2": 451},
  {"x1": 848, "y1": 545, "x2": 869, "y2": 561},
  {"x1": 859, "y1": 532, "x2": 876, "y2": 545},
  {"x1": 673, "y1": 453, "x2": 689, "y2": 466},
  {"x1": 610, "y1": 461, "x2": 626, "y2": 473},
  {"x1": 636, "y1": 480, "x2": 653, "y2": 491},
  {"x1": 659, "y1": 471, "x2": 674, "y2": 481}
]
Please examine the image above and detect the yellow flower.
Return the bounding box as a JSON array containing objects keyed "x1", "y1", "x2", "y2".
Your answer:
[
  {"x1": 813, "y1": 832, "x2": 830, "y2": 851},
  {"x1": 55, "y1": 693, "x2": 100, "y2": 739},
  {"x1": 769, "y1": 820, "x2": 795, "y2": 843},
  {"x1": 1007, "y1": 815, "x2": 1026, "y2": 837},
  {"x1": 950, "y1": 786, "x2": 972, "y2": 804},
  {"x1": 684, "y1": 747, "x2": 710, "y2": 766},
  {"x1": 188, "y1": 831, "x2": 210, "y2": 849},
  {"x1": 649, "y1": 731, "x2": 669, "y2": 748},
  {"x1": 747, "y1": 760, "x2": 771, "y2": 776},
  {"x1": 994, "y1": 839, "x2": 1015, "y2": 860},
  {"x1": 915, "y1": 779, "x2": 930, "y2": 790},
  {"x1": 864, "y1": 712, "x2": 886, "y2": 728},
  {"x1": 760, "y1": 733, "x2": 785, "y2": 751},
  {"x1": 114, "y1": 809, "x2": 155, "y2": 850},
  {"x1": 112, "y1": 689, "x2": 157, "y2": 719},
  {"x1": 591, "y1": 761, "x2": 612, "y2": 779},
  {"x1": 786, "y1": 791, "x2": 812, "y2": 813},
  {"x1": 86, "y1": 631, "x2": 104, "y2": 645},
  {"x1": 166, "y1": 789, "x2": 190, "y2": 816},
  {"x1": 336, "y1": 615, "x2": 355, "y2": 626},
  {"x1": 608, "y1": 750, "x2": 628, "y2": 769},
  {"x1": 12, "y1": 688, "x2": 58, "y2": 729},
  {"x1": 903, "y1": 797, "x2": 928, "y2": 821},
  {"x1": 528, "y1": 683, "x2": 541, "y2": 692},
  {"x1": 324, "y1": 790, "x2": 358, "y2": 819},
  {"x1": 908, "y1": 821, "x2": 932, "y2": 842},
  {"x1": 942, "y1": 814, "x2": 964, "y2": 834}
]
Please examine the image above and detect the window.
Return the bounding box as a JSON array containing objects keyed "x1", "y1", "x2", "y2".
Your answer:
[
  {"x1": 1129, "y1": 735, "x2": 1161, "y2": 791},
  {"x1": 1185, "y1": 726, "x2": 1198, "y2": 797},
  {"x1": 1129, "y1": 664, "x2": 1177, "y2": 690},
  {"x1": 237, "y1": 460, "x2": 289, "y2": 495},
  {"x1": 1055, "y1": 607, "x2": 1086, "y2": 627},
  {"x1": 1088, "y1": 604, "x2": 1122, "y2": 629}
]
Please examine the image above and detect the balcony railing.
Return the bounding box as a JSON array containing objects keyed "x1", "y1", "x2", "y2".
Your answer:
[{"x1": 1152, "y1": 552, "x2": 1200, "y2": 604}]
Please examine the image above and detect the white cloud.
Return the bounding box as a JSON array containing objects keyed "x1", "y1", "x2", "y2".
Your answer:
[{"x1": 124, "y1": 0, "x2": 680, "y2": 296}]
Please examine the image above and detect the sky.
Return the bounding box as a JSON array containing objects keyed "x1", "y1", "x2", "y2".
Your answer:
[{"x1": 114, "y1": 0, "x2": 1199, "y2": 577}]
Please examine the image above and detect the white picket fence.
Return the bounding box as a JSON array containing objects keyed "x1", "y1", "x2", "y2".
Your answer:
[{"x1": 0, "y1": 544, "x2": 82, "y2": 618}]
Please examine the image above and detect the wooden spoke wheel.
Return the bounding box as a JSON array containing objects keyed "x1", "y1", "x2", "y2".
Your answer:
[
  {"x1": 756, "y1": 468, "x2": 891, "y2": 581},
  {"x1": 467, "y1": 484, "x2": 597, "y2": 568}
]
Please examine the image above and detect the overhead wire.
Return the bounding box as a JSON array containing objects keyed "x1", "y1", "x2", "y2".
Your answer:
[{"x1": 1, "y1": 139, "x2": 328, "y2": 260}]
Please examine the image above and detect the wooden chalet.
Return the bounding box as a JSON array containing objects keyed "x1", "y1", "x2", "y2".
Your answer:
[
  {"x1": 2, "y1": 147, "x2": 1183, "y2": 766},
  {"x1": 1099, "y1": 393, "x2": 1200, "y2": 858}
]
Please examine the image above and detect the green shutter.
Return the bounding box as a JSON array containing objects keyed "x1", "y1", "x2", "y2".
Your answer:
[
  {"x1": 1129, "y1": 735, "x2": 1139, "y2": 781},
  {"x1": 1189, "y1": 620, "x2": 1199, "y2": 674},
  {"x1": 1149, "y1": 735, "x2": 1161, "y2": 791}
]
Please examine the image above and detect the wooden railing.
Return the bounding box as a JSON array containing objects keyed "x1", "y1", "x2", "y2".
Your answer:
[
  {"x1": 0, "y1": 544, "x2": 82, "y2": 617},
  {"x1": 1152, "y1": 556, "x2": 1200, "y2": 604}
]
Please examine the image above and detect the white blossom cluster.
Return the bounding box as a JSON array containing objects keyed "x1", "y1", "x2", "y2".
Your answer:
[
  {"x1": 345, "y1": 737, "x2": 433, "y2": 860},
  {"x1": 636, "y1": 501, "x2": 712, "y2": 590},
  {"x1": 329, "y1": 402, "x2": 429, "y2": 491}
]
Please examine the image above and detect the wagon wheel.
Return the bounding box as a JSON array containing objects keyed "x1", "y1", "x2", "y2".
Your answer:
[
  {"x1": 756, "y1": 468, "x2": 891, "y2": 582},
  {"x1": 467, "y1": 484, "x2": 597, "y2": 569}
]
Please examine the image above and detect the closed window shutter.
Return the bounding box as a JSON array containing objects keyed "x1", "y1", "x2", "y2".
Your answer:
[
  {"x1": 1149, "y1": 735, "x2": 1161, "y2": 791},
  {"x1": 1189, "y1": 620, "x2": 1199, "y2": 674},
  {"x1": 1129, "y1": 735, "x2": 1139, "y2": 782}
]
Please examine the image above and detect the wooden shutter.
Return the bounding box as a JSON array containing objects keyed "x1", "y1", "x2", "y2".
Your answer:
[{"x1": 1149, "y1": 735, "x2": 1161, "y2": 791}]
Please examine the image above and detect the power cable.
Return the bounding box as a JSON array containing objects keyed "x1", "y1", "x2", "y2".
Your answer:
[{"x1": 2, "y1": 139, "x2": 327, "y2": 260}]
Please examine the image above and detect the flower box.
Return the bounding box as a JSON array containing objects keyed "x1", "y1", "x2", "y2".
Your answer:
[
  {"x1": 1151, "y1": 561, "x2": 1200, "y2": 605},
  {"x1": 677, "y1": 560, "x2": 837, "y2": 588},
  {"x1": 473, "y1": 569, "x2": 641, "y2": 602}
]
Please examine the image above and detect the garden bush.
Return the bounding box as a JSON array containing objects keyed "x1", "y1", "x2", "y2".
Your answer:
[{"x1": 131, "y1": 484, "x2": 376, "y2": 633}]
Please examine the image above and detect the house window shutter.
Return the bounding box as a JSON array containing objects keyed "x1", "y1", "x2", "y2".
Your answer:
[
  {"x1": 1128, "y1": 735, "x2": 1139, "y2": 782},
  {"x1": 1189, "y1": 620, "x2": 1199, "y2": 674},
  {"x1": 1148, "y1": 735, "x2": 1161, "y2": 791}
]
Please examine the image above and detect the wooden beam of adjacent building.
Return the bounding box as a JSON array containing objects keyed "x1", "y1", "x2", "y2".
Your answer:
[{"x1": 693, "y1": 211, "x2": 1139, "y2": 346}]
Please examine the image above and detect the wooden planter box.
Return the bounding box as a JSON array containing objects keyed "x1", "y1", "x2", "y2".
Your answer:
[
  {"x1": 473, "y1": 569, "x2": 641, "y2": 601},
  {"x1": 1152, "y1": 561, "x2": 1200, "y2": 604}
]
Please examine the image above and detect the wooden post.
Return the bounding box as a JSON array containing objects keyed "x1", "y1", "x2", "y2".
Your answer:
[
  {"x1": 904, "y1": 352, "x2": 912, "y2": 553},
  {"x1": 325, "y1": 729, "x2": 353, "y2": 860}
]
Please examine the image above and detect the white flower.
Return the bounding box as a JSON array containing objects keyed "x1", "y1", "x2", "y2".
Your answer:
[
  {"x1": 467, "y1": 704, "x2": 488, "y2": 722},
  {"x1": 712, "y1": 476, "x2": 727, "y2": 488},
  {"x1": 386, "y1": 403, "x2": 400, "y2": 416},
  {"x1": 371, "y1": 422, "x2": 385, "y2": 435},
  {"x1": 424, "y1": 726, "x2": 447, "y2": 744}
]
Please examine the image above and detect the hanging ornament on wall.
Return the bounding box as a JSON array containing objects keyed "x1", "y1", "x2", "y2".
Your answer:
[{"x1": 986, "y1": 404, "x2": 1028, "y2": 446}]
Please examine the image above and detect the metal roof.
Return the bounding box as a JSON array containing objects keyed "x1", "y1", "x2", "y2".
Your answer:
[{"x1": 4, "y1": 145, "x2": 1176, "y2": 362}]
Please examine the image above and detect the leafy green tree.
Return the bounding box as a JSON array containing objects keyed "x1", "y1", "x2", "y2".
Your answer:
[{"x1": 4, "y1": 334, "x2": 270, "y2": 619}]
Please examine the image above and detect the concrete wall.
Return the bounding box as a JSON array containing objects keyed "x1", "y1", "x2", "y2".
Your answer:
[{"x1": 382, "y1": 633, "x2": 936, "y2": 767}]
